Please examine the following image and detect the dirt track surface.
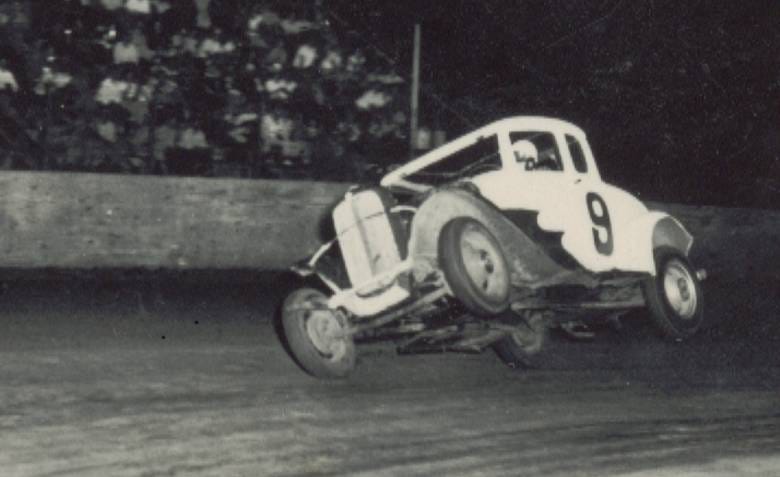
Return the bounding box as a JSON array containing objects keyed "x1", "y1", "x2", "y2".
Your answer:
[{"x1": 0, "y1": 276, "x2": 779, "y2": 477}]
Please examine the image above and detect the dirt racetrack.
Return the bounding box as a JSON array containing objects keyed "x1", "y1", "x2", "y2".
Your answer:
[{"x1": 0, "y1": 268, "x2": 778, "y2": 477}]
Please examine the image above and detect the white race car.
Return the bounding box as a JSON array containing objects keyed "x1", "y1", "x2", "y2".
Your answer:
[{"x1": 282, "y1": 116, "x2": 705, "y2": 378}]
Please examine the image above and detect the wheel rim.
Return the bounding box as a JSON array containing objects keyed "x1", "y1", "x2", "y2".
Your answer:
[
  {"x1": 291, "y1": 292, "x2": 348, "y2": 361},
  {"x1": 662, "y1": 259, "x2": 698, "y2": 319},
  {"x1": 458, "y1": 223, "x2": 508, "y2": 301}
]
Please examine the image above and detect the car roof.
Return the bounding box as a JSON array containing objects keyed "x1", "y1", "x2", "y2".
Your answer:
[
  {"x1": 381, "y1": 116, "x2": 586, "y2": 189},
  {"x1": 484, "y1": 115, "x2": 584, "y2": 135}
]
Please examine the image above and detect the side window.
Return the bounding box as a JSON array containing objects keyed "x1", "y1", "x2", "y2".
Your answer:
[
  {"x1": 508, "y1": 131, "x2": 562, "y2": 172},
  {"x1": 566, "y1": 135, "x2": 589, "y2": 173}
]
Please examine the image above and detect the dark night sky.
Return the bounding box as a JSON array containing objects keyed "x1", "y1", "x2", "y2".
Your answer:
[{"x1": 330, "y1": 0, "x2": 779, "y2": 208}]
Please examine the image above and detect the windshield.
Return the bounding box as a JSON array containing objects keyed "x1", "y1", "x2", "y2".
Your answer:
[{"x1": 403, "y1": 135, "x2": 501, "y2": 186}]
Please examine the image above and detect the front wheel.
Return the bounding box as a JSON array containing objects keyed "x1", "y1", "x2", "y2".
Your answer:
[
  {"x1": 643, "y1": 247, "x2": 704, "y2": 340},
  {"x1": 281, "y1": 288, "x2": 356, "y2": 379}
]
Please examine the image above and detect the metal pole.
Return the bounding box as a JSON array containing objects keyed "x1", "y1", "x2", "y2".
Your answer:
[{"x1": 409, "y1": 23, "x2": 421, "y2": 158}]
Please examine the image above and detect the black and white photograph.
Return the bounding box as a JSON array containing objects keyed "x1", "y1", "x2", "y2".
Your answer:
[{"x1": 0, "y1": 0, "x2": 777, "y2": 475}]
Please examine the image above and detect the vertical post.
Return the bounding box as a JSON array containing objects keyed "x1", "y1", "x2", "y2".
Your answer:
[{"x1": 409, "y1": 23, "x2": 421, "y2": 158}]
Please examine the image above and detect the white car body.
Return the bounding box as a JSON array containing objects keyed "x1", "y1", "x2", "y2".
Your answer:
[
  {"x1": 382, "y1": 116, "x2": 691, "y2": 278},
  {"x1": 283, "y1": 116, "x2": 706, "y2": 378}
]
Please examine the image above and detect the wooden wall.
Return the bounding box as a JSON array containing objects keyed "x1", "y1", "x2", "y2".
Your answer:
[
  {"x1": 0, "y1": 172, "x2": 349, "y2": 269},
  {"x1": 0, "y1": 171, "x2": 776, "y2": 277}
]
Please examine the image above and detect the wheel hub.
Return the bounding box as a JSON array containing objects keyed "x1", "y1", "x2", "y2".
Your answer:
[
  {"x1": 460, "y1": 226, "x2": 508, "y2": 299},
  {"x1": 304, "y1": 309, "x2": 347, "y2": 360},
  {"x1": 662, "y1": 259, "x2": 698, "y2": 319}
]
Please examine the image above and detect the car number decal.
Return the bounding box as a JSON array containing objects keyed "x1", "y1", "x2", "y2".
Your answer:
[{"x1": 586, "y1": 192, "x2": 613, "y2": 255}]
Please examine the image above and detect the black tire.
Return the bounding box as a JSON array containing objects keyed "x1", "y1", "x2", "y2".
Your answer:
[
  {"x1": 281, "y1": 288, "x2": 356, "y2": 379},
  {"x1": 438, "y1": 217, "x2": 510, "y2": 316},
  {"x1": 493, "y1": 312, "x2": 549, "y2": 369},
  {"x1": 642, "y1": 247, "x2": 704, "y2": 340}
]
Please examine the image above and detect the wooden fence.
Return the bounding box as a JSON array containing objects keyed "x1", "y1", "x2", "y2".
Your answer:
[
  {"x1": 0, "y1": 171, "x2": 776, "y2": 280},
  {"x1": 0, "y1": 171, "x2": 349, "y2": 269}
]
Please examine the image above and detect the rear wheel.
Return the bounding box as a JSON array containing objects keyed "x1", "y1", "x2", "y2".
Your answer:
[
  {"x1": 643, "y1": 247, "x2": 704, "y2": 340},
  {"x1": 281, "y1": 288, "x2": 356, "y2": 378},
  {"x1": 439, "y1": 218, "x2": 510, "y2": 316},
  {"x1": 493, "y1": 312, "x2": 548, "y2": 369}
]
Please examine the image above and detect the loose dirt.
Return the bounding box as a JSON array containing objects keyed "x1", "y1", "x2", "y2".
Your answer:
[{"x1": 0, "y1": 274, "x2": 778, "y2": 476}]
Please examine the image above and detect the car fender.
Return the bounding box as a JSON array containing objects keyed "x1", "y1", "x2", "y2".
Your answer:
[
  {"x1": 621, "y1": 211, "x2": 693, "y2": 275},
  {"x1": 406, "y1": 187, "x2": 583, "y2": 288},
  {"x1": 471, "y1": 171, "x2": 661, "y2": 275}
]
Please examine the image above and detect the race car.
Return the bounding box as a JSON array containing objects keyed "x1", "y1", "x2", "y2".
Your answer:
[{"x1": 282, "y1": 116, "x2": 705, "y2": 378}]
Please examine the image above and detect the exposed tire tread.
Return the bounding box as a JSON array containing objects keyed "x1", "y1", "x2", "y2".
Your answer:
[
  {"x1": 493, "y1": 316, "x2": 550, "y2": 369},
  {"x1": 494, "y1": 338, "x2": 537, "y2": 369}
]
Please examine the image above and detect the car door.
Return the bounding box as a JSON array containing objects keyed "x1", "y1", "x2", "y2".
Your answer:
[
  {"x1": 470, "y1": 131, "x2": 584, "y2": 265},
  {"x1": 471, "y1": 130, "x2": 574, "y2": 213}
]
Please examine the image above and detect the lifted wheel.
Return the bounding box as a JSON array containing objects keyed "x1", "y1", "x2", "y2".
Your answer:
[
  {"x1": 439, "y1": 217, "x2": 510, "y2": 316},
  {"x1": 643, "y1": 247, "x2": 704, "y2": 340},
  {"x1": 281, "y1": 288, "x2": 356, "y2": 379}
]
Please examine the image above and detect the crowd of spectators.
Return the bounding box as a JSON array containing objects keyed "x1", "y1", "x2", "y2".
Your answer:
[{"x1": 0, "y1": 0, "x2": 408, "y2": 181}]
